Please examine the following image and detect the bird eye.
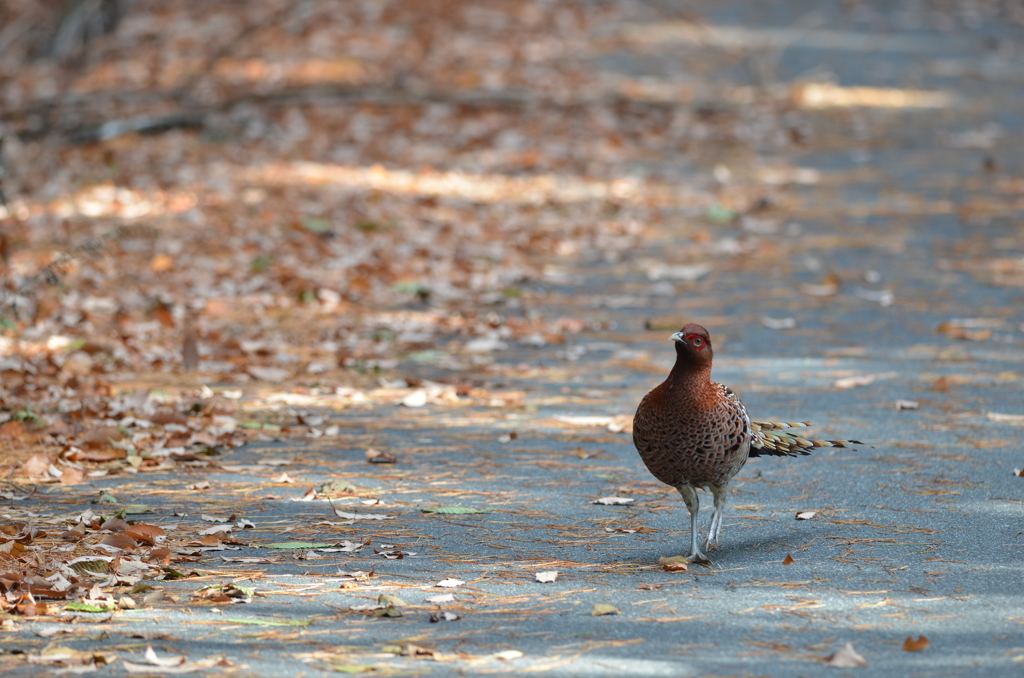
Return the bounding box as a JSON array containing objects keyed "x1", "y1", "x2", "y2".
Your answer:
[{"x1": 688, "y1": 335, "x2": 704, "y2": 348}]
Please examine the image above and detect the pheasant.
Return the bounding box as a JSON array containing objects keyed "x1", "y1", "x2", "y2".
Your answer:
[{"x1": 632, "y1": 323, "x2": 860, "y2": 562}]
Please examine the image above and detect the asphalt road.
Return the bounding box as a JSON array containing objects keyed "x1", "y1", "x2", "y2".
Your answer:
[{"x1": 4, "y1": 1, "x2": 1024, "y2": 676}]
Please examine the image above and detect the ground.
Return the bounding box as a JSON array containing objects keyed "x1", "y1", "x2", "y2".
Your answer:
[{"x1": 1, "y1": 0, "x2": 1023, "y2": 676}]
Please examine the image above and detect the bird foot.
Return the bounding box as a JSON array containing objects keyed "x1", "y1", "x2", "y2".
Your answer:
[{"x1": 684, "y1": 550, "x2": 711, "y2": 564}]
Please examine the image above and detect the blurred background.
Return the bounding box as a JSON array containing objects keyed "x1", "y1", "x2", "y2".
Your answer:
[{"x1": 1, "y1": 0, "x2": 1023, "y2": 434}]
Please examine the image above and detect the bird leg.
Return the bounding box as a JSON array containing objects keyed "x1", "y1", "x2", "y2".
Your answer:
[
  {"x1": 704, "y1": 483, "x2": 729, "y2": 549},
  {"x1": 676, "y1": 484, "x2": 709, "y2": 563}
]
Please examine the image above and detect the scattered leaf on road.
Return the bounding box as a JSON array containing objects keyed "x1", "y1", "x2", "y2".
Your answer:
[
  {"x1": 902, "y1": 636, "x2": 930, "y2": 652},
  {"x1": 593, "y1": 497, "x2": 634, "y2": 505},
  {"x1": 435, "y1": 578, "x2": 465, "y2": 588},
  {"x1": 592, "y1": 604, "x2": 620, "y2": 616},
  {"x1": 826, "y1": 643, "x2": 867, "y2": 668},
  {"x1": 658, "y1": 556, "x2": 689, "y2": 572}
]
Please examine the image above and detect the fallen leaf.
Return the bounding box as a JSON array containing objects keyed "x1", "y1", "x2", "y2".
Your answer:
[
  {"x1": 782, "y1": 554, "x2": 795, "y2": 565},
  {"x1": 987, "y1": 412, "x2": 1024, "y2": 425},
  {"x1": 833, "y1": 375, "x2": 876, "y2": 389},
  {"x1": 20, "y1": 454, "x2": 52, "y2": 478},
  {"x1": 365, "y1": 449, "x2": 397, "y2": 464},
  {"x1": 400, "y1": 390, "x2": 428, "y2": 407},
  {"x1": 902, "y1": 636, "x2": 930, "y2": 652},
  {"x1": 535, "y1": 571, "x2": 558, "y2": 583},
  {"x1": 319, "y1": 479, "x2": 354, "y2": 495},
  {"x1": 937, "y1": 322, "x2": 992, "y2": 341},
  {"x1": 658, "y1": 556, "x2": 689, "y2": 572},
  {"x1": 591, "y1": 603, "x2": 620, "y2": 616},
  {"x1": 435, "y1": 578, "x2": 465, "y2": 588},
  {"x1": 825, "y1": 643, "x2": 867, "y2": 668},
  {"x1": 150, "y1": 254, "x2": 174, "y2": 273},
  {"x1": 895, "y1": 400, "x2": 920, "y2": 410},
  {"x1": 142, "y1": 645, "x2": 186, "y2": 668},
  {"x1": 265, "y1": 542, "x2": 335, "y2": 550},
  {"x1": 123, "y1": 525, "x2": 165, "y2": 545},
  {"x1": 377, "y1": 593, "x2": 407, "y2": 607},
  {"x1": 796, "y1": 511, "x2": 817, "y2": 520},
  {"x1": 800, "y1": 273, "x2": 841, "y2": 297},
  {"x1": 425, "y1": 593, "x2": 454, "y2": 603},
  {"x1": 331, "y1": 508, "x2": 393, "y2": 521},
  {"x1": 219, "y1": 617, "x2": 310, "y2": 627},
  {"x1": 0, "y1": 420, "x2": 28, "y2": 440},
  {"x1": 246, "y1": 365, "x2": 291, "y2": 382},
  {"x1": 762, "y1": 316, "x2": 797, "y2": 330},
  {"x1": 593, "y1": 496, "x2": 634, "y2": 505},
  {"x1": 57, "y1": 467, "x2": 85, "y2": 484},
  {"x1": 98, "y1": 533, "x2": 137, "y2": 552},
  {"x1": 420, "y1": 506, "x2": 490, "y2": 515}
]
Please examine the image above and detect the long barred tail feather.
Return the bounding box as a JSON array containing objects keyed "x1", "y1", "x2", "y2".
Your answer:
[{"x1": 749, "y1": 420, "x2": 863, "y2": 458}]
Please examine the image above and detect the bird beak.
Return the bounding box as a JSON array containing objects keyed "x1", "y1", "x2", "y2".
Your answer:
[{"x1": 669, "y1": 331, "x2": 684, "y2": 343}]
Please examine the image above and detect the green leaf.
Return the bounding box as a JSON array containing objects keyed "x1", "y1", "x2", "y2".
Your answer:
[
  {"x1": 706, "y1": 204, "x2": 738, "y2": 224},
  {"x1": 118, "y1": 504, "x2": 152, "y2": 514},
  {"x1": 251, "y1": 253, "x2": 274, "y2": 273},
  {"x1": 240, "y1": 421, "x2": 281, "y2": 431},
  {"x1": 221, "y1": 618, "x2": 311, "y2": 627},
  {"x1": 319, "y1": 479, "x2": 354, "y2": 495},
  {"x1": 70, "y1": 560, "x2": 110, "y2": 576},
  {"x1": 377, "y1": 593, "x2": 407, "y2": 607},
  {"x1": 373, "y1": 606, "x2": 402, "y2": 617},
  {"x1": 65, "y1": 601, "x2": 112, "y2": 613},
  {"x1": 301, "y1": 216, "x2": 331, "y2": 233},
  {"x1": 404, "y1": 350, "x2": 448, "y2": 364},
  {"x1": 264, "y1": 541, "x2": 336, "y2": 550},
  {"x1": 158, "y1": 567, "x2": 200, "y2": 580},
  {"x1": 420, "y1": 506, "x2": 492, "y2": 515}
]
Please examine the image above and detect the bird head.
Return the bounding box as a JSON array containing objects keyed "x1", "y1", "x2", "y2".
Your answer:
[{"x1": 669, "y1": 323, "x2": 713, "y2": 368}]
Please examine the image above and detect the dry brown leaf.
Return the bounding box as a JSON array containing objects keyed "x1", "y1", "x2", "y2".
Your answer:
[
  {"x1": 782, "y1": 554, "x2": 795, "y2": 565},
  {"x1": 658, "y1": 555, "x2": 689, "y2": 572},
  {"x1": 145, "y1": 548, "x2": 172, "y2": 567},
  {"x1": 902, "y1": 636, "x2": 930, "y2": 652},
  {"x1": 20, "y1": 454, "x2": 52, "y2": 478},
  {"x1": 366, "y1": 449, "x2": 397, "y2": 464},
  {"x1": 74, "y1": 426, "x2": 126, "y2": 449},
  {"x1": 100, "y1": 518, "x2": 130, "y2": 532},
  {"x1": 123, "y1": 525, "x2": 165, "y2": 545},
  {"x1": 150, "y1": 254, "x2": 175, "y2": 273},
  {"x1": 99, "y1": 533, "x2": 137, "y2": 552},
  {"x1": 64, "y1": 447, "x2": 127, "y2": 462},
  {"x1": 591, "y1": 603, "x2": 620, "y2": 616},
  {"x1": 0, "y1": 420, "x2": 28, "y2": 440}
]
